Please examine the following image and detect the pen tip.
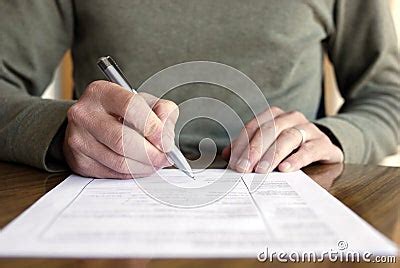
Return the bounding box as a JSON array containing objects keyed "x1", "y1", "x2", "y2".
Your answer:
[{"x1": 181, "y1": 168, "x2": 194, "y2": 180}]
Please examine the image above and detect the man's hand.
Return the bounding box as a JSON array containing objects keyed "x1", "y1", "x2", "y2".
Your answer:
[
  {"x1": 222, "y1": 107, "x2": 343, "y2": 173},
  {"x1": 63, "y1": 80, "x2": 179, "y2": 179}
]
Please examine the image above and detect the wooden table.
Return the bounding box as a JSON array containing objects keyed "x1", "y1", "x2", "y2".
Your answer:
[{"x1": 0, "y1": 161, "x2": 398, "y2": 267}]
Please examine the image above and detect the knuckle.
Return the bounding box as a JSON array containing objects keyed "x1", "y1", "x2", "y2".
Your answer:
[
  {"x1": 252, "y1": 127, "x2": 263, "y2": 140},
  {"x1": 270, "y1": 106, "x2": 283, "y2": 114},
  {"x1": 251, "y1": 128, "x2": 268, "y2": 148},
  {"x1": 261, "y1": 123, "x2": 275, "y2": 135},
  {"x1": 67, "y1": 103, "x2": 85, "y2": 123},
  {"x1": 297, "y1": 112, "x2": 308, "y2": 122},
  {"x1": 86, "y1": 80, "x2": 106, "y2": 94},
  {"x1": 85, "y1": 81, "x2": 101, "y2": 96},
  {"x1": 257, "y1": 124, "x2": 267, "y2": 135},
  {"x1": 245, "y1": 120, "x2": 259, "y2": 132},
  {"x1": 281, "y1": 127, "x2": 298, "y2": 139},
  {"x1": 273, "y1": 119, "x2": 285, "y2": 134},
  {"x1": 290, "y1": 110, "x2": 306, "y2": 121}
]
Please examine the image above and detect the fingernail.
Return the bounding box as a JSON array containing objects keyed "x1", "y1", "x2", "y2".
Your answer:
[
  {"x1": 280, "y1": 162, "x2": 292, "y2": 172},
  {"x1": 256, "y1": 161, "x2": 270, "y2": 173},
  {"x1": 236, "y1": 159, "x2": 250, "y2": 172}
]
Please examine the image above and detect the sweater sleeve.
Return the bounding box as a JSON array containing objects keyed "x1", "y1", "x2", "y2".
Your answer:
[
  {"x1": 0, "y1": 1, "x2": 75, "y2": 171},
  {"x1": 316, "y1": 0, "x2": 400, "y2": 164}
]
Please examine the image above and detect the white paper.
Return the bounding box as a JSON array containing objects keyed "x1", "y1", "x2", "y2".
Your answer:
[{"x1": 0, "y1": 169, "x2": 397, "y2": 258}]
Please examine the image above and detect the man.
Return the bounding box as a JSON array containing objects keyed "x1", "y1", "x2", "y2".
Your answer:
[{"x1": 0, "y1": 0, "x2": 399, "y2": 178}]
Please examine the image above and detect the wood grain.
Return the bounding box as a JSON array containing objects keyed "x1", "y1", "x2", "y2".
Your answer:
[{"x1": 0, "y1": 161, "x2": 398, "y2": 267}]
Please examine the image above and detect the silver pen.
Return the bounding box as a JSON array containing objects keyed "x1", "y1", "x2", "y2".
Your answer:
[{"x1": 97, "y1": 56, "x2": 194, "y2": 179}]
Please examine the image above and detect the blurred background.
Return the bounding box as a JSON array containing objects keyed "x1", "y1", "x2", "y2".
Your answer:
[{"x1": 42, "y1": 0, "x2": 400, "y2": 166}]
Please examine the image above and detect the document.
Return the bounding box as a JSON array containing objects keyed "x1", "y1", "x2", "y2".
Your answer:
[{"x1": 0, "y1": 169, "x2": 397, "y2": 258}]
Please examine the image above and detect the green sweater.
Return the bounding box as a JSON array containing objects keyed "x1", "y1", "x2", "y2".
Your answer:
[{"x1": 0, "y1": 0, "x2": 399, "y2": 171}]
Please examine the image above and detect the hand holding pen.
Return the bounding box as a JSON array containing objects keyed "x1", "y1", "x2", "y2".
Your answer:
[{"x1": 62, "y1": 57, "x2": 193, "y2": 179}]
